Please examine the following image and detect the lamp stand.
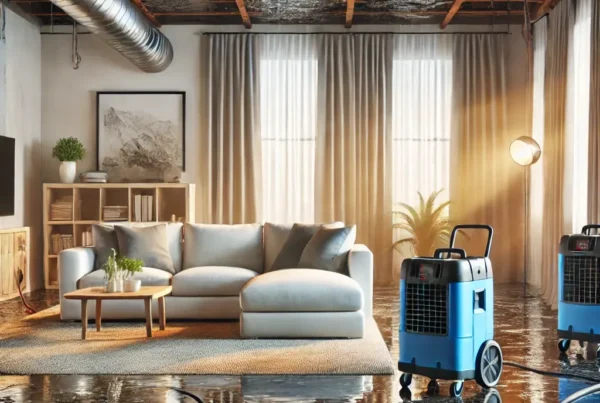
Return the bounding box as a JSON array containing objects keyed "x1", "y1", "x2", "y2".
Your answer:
[{"x1": 523, "y1": 165, "x2": 529, "y2": 298}]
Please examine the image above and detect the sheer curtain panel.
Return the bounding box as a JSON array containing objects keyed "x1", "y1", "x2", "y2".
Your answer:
[
  {"x1": 202, "y1": 34, "x2": 262, "y2": 224},
  {"x1": 540, "y1": 0, "x2": 574, "y2": 308},
  {"x1": 316, "y1": 34, "x2": 393, "y2": 285},
  {"x1": 258, "y1": 35, "x2": 318, "y2": 224},
  {"x1": 450, "y1": 34, "x2": 521, "y2": 284},
  {"x1": 588, "y1": 0, "x2": 600, "y2": 222}
]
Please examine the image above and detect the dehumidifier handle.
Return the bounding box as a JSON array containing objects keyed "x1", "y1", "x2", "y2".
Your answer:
[
  {"x1": 450, "y1": 224, "x2": 494, "y2": 258},
  {"x1": 582, "y1": 224, "x2": 600, "y2": 235},
  {"x1": 434, "y1": 248, "x2": 467, "y2": 259}
]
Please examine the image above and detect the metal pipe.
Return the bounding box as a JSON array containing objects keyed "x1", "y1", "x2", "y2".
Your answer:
[{"x1": 50, "y1": 0, "x2": 173, "y2": 72}]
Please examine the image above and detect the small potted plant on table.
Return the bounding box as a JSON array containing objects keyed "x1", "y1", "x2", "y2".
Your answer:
[
  {"x1": 52, "y1": 136, "x2": 85, "y2": 183},
  {"x1": 119, "y1": 256, "x2": 144, "y2": 292},
  {"x1": 103, "y1": 249, "x2": 121, "y2": 293}
]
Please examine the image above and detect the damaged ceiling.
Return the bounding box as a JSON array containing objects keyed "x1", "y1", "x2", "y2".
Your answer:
[{"x1": 11, "y1": 0, "x2": 556, "y2": 27}]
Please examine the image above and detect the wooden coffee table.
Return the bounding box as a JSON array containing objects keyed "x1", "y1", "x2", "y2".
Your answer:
[{"x1": 64, "y1": 286, "x2": 172, "y2": 340}]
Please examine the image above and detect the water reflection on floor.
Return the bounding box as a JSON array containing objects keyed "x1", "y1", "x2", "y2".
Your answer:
[{"x1": 0, "y1": 285, "x2": 599, "y2": 402}]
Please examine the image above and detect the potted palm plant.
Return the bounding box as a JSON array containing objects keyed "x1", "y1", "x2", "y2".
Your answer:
[
  {"x1": 119, "y1": 256, "x2": 143, "y2": 292},
  {"x1": 52, "y1": 137, "x2": 85, "y2": 183},
  {"x1": 393, "y1": 189, "x2": 454, "y2": 257}
]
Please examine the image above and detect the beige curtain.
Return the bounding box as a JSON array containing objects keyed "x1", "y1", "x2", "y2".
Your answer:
[
  {"x1": 540, "y1": 0, "x2": 573, "y2": 308},
  {"x1": 201, "y1": 34, "x2": 262, "y2": 224},
  {"x1": 315, "y1": 34, "x2": 394, "y2": 285},
  {"x1": 449, "y1": 34, "x2": 523, "y2": 284},
  {"x1": 588, "y1": 1, "x2": 600, "y2": 222}
]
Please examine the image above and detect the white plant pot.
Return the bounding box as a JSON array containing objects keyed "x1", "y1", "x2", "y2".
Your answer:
[
  {"x1": 106, "y1": 280, "x2": 119, "y2": 293},
  {"x1": 115, "y1": 278, "x2": 123, "y2": 292},
  {"x1": 124, "y1": 279, "x2": 141, "y2": 292},
  {"x1": 59, "y1": 161, "x2": 77, "y2": 184}
]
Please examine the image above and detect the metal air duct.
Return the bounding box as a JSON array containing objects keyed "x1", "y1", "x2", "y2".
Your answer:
[{"x1": 51, "y1": 0, "x2": 173, "y2": 73}]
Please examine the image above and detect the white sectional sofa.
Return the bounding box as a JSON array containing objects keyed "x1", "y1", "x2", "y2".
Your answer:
[{"x1": 59, "y1": 222, "x2": 373, "y2": 338}]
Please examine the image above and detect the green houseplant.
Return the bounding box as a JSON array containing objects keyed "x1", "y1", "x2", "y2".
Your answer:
[
  {"x1": 103, "y1": 249, "x2": 121, "y2": 293},
  {"x1": 393, "y1": 190, "x2": 454, "y2": 257},
  {"x1": 52, "y1": 137, "x2": 85, "y2": 184},
  {"x1": 118, "y1": 256, "x2": 144, "y2": 292}
]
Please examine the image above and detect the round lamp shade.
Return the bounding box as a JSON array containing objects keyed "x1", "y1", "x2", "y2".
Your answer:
[{"x1": 510, "y1": 136, "x2": 541, "y2": 166}]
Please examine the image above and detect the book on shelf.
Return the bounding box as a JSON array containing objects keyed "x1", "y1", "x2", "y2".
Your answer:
[
  {"x1": 81, "y1": 231, "x2": 93, "y2": 247},
  {"x1": 138, "y1": 195, "x2": 153, "y2": 222},
  {"x1": 51, "y1": 234, "x2": 74, "y2": 254},
  {"x1": 50, "y1": 197, "x2": 73, "y2": 221},
  {"x1": 135, "y1": 195, "x2": 142, "y2": 222},
  {"x1": 103, "y1": 206, "x2": 128, "y2": 221}
]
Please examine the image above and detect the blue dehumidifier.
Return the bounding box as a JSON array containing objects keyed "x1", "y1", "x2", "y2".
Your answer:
[
  {"x1": 557, "y1": 224, "x2": 600, "y2": 355},
  {"x1": 398, "y1": 224, "x2": 503, "y2": 398}
]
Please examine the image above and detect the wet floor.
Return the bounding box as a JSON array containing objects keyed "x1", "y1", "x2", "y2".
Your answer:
[{"x1": 0, "y1": 285, "x2": 598, "y2": 402}]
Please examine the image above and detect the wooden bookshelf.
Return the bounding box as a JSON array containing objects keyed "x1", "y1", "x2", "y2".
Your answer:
[{"x1": 43, "y1": 183, "x2": 195, "y2": 289}]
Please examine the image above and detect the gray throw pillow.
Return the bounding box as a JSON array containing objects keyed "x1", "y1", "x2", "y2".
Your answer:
[
  {"x1": 92, "y1": 224, "x2": 119, "y2": 270},
  {"x1": 114, "y1": 224, "x2": 175, "y2": 274},
  {"x1": 298, "y1": 225, "x2": 357, "y2": 273},
  {"x1": 270, "y1": 223, "x2": 321, "y2": 271}
]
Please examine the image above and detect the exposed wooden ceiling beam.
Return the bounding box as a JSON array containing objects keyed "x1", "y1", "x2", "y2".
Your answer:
[
  {"x1": 532, "y1": 0, "x2": 561, "y2": 22},
  {"x1": 32, "y1": 9, "x2": 524, "y2": 18},
  {"x1": 345, "y1": 0, "x2": 355, "y2": 28},
  {"x1": 440, "y1": 0, "x2": 465, "y2": 29},
  {"x1": 130, "y1": 0, "x2": 161, "y2": 27},
  {"x1": 234, "y1": 0, "x2": 252, "y2": 28}
]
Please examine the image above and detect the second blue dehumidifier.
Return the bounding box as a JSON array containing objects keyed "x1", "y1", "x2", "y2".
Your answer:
[
  {"x1": 558, "y1": 224, "x2": 600, "y2": 356},
  {"x1": 398, "y1": 224, "x2": 503, "y2": 398}
]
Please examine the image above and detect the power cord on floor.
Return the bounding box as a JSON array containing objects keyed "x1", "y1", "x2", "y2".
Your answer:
[{"x1": 504, "y1": 361, "x2": 600, "y2": 402}]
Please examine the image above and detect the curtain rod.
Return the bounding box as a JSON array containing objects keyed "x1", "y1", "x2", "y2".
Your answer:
[{"x1": 201, "y1": 31, "x2": 511, "y2": 36}]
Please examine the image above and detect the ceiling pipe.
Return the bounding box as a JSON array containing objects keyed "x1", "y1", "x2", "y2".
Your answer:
[{"x1": 50, "y1": 0, "x2": 173, "y2": 73}]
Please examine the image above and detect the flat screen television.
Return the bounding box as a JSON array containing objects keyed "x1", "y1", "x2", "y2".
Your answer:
[{"x1": 0, "y1": 135, "x2": 15, "y2": 216}]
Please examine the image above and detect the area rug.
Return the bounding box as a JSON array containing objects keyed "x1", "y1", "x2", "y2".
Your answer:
[{"x1": 0, "y1": 306, "x2": 395, "y2": 375}]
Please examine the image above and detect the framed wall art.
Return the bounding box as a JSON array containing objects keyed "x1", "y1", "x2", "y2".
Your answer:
[{"x1": 96, "y1": 91, "x2": 185, "y2": 182}]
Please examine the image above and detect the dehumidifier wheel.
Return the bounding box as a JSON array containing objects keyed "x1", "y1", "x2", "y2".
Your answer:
[
  {"x1": 483, "y1": 389, "x2": 502, "y2": 403},
  {"x1": 558, "y1": 339, "x2": 571, "y2": 353},
  {"x1": 450, "y1": 381, "x2": 464, "y2": 397},
  {"x1": 475, "y1": 340, "x2": 503, "y2": 388},
  {"x1": 399, "y1": 373, "x2": 412, "y2": 388}
]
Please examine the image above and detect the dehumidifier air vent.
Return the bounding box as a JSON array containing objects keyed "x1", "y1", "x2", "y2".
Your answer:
[
  {"x1": 405, "y1": 283, "x2": 448, "y2": 335},
  {"x1": 563, "y1": 256, "x2": 600, "y2": 304}
]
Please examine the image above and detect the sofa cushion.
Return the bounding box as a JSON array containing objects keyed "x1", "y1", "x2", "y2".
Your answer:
[
  {"x1": 298, "y1": 225, "x2": 357, "y2": 274},
  {"x1": 78, "y1": 267, "x2": 172, "y2": 289},
  {"x1": 184, "y1": 223, "x2": 264, "y2": 272},
  {"x1": 263, "y1": 222, "x2": 344, "y2": 273},
  {"x1": 240, "y1": 269, "x2": 363, "y2": 312},
  {"x1": 91, "y1": 222, "x2": 183, "y2": 272},
  {"x1": 269, "y1": 223, "x2": 321, "y2": 272},
  {"x1": 114, "y1": 224, "x2": 175, "y2": 274},
  {"x1": 92, "y1": 224, "x2": 119, "y2": 271},
  {"x1": 172, "y1": 266, "x2": 258, "y2": 297}
]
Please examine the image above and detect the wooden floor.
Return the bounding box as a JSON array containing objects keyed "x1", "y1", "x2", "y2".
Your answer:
[{"x1": 0, "y1": 285, "x2": 597, "y2": 402}]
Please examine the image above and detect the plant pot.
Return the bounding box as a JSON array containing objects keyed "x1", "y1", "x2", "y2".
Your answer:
[
  {"x1": 59, "y1": 161, "x2": 77, "y2": 184},
  {"x1": 124, "y1": 279, "x2": 141, "y2": 292},
  {"x1": 105, "y1": 279, "x2": 119, "y2": 293},
  {"x1": 115, "y1": 278, "x2": 123, "y2": 292}
]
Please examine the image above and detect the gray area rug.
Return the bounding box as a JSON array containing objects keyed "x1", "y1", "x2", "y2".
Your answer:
[{"x1": 0, "y1": 306, "x2": 395, "y2": 375}]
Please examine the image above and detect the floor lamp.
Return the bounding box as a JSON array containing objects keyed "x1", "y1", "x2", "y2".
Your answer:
[{"x1": 510, "y1": 136, "x2": 541, "y2": 297}]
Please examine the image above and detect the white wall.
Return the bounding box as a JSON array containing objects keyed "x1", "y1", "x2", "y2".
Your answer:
[{"x1": 0, "y1": 5, "x2": 42, "y2": 290}]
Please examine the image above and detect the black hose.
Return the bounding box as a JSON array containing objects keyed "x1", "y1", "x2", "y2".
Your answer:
[{"x1": 504, "y1": 361, "x2": 600, "y2": 384}]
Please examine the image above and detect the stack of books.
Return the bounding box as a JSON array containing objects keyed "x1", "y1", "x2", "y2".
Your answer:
[
  {"x1": 134, "y1": 195, "x2": 154, "y2": 222},
  {"x1": 103, "y1": 206, "x2": 128, "y2": 221},
  {"x1": 50, "y1": 198, "x2": 73, "y2": 221},
  {"x1": 51, "y1": 234, "x2": 74, "y2": 254},
  {"x1": 79, "y1": 171, "x2": 108, "y2": 183},
  {"x1": 81, "y1": 230, "x2": 93, "y2": 247}
]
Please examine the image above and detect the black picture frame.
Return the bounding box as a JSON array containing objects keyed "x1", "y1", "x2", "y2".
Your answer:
[{"x1": 96, "y1": 91, "x2": 186, "y2": 179}]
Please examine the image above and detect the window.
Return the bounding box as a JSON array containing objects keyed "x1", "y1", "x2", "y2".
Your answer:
[
  {"x1": 260, "y1": 57, "x2": 318, "y2": 223},
  {"x1": 391, "y1": 57, "x2": 453, "y2": 208}
]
